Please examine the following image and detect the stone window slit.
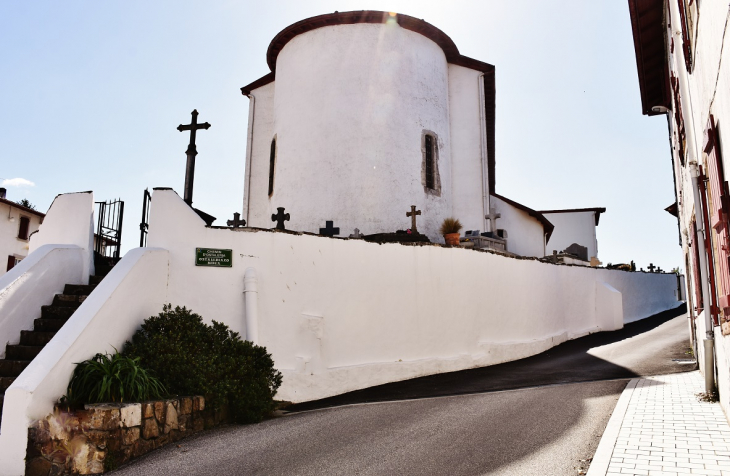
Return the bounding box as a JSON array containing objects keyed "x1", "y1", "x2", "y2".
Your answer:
[
  {"x1": 268, "y1": 137, "x2": 276, "y2": 197},
  {"x1": 421, "y1": 130, "x2": 441, "y2": 196}
]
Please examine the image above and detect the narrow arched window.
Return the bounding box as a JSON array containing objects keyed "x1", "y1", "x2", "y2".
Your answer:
[
  {"x1": 268, "y1": 138, "x2": 276, "y2": 197},
  {"x1": 425, "y1": 135, "x2": 434, "y2": 190}
]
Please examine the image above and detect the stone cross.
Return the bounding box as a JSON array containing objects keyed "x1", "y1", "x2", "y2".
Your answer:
[
  {"x1": 272, "y1": 207, "x2": 290, "y2": 230},
  {"x1": 177, "y1": 109, "x2": 211, "y2": 206},
  {"x1": 657, "y1": 267, "x2": 663, "y2": 273},
  {"x1": 552, "y1": 249, "x2": 558, "y2": 264},
  {"x1": 319, "y1": 220, "x2": 340, "y2": 237},
  {"x1": 647, "y1": 263, "x2": 656, "y2": 273},
  {"x1": 349, "y1": 228, "x2": 363, "y2": 239},
  {"x1": 485, "y1": 205, "x2": 501, "y2": 233},
  {"x1": 406, "y1": 205, "x2": 421, "y2": 233},
  {"x1": 227, "y1": 212, "x2": 246, "y2": 228}
]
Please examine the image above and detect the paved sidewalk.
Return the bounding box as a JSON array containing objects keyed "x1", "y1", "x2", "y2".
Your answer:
[{"x1": 588, "y1": 371, "x2": 730, "y2": 475}]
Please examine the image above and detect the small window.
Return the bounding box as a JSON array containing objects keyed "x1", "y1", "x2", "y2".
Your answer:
[
  {"x1": 6, "y1": 255, "x2": 17, "y2": 272},
  {"x1": 268, "y1": 138, "x2": 276, "y2": 197},
  {"x1": 421, "y1": 131, "x2": 441, "y2": 196},
  {"x1": 18, "y1": 216, "x2": 30, "y2": 240}
]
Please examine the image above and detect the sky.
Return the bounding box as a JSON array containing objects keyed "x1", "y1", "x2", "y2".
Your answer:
[{"x1": 0, "y1": 1, "x2": 680, "y2": 271}]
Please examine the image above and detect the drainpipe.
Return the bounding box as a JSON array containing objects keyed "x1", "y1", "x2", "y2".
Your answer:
[
  {"x1": 243, "y1": 267, "x2": 259, "y2": 344},
  {"x1": 668, "y1": 0, "x2": 715, "y2": 391},
  {"x1": 478, "y1": 73, "x2": 490, "y2": 232},
  {"x1": 243, "y1": 94, "x2": 256, "y2": 225}
]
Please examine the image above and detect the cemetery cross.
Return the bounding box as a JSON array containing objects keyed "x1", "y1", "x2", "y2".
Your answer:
[
  {"x1": 485, "y1": 206, "x2": 501, "y2": 233},
  {"x1": 320, "y1": 220, "x2": 340, "y2": 237},
  {"x1": 647, "y1": 263, "x2": 656, "y2": 273},
  {"x1": 177, "y1": 109, "x2": 211, "y2": 206},
  {"x1": 407, "y1": 205, "x2": 421, "y2": 234},
  {"x1": 227, "y1": 212, "x2": 246, "y2": 228},
  {"x1": 272, "y1": 207, "x2": 290, "y2": 230}
]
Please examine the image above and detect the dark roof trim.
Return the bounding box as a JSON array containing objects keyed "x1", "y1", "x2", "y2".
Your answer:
[
  {"x1": 0, "y1": 197, "x2": 45, "y2": 218},
  {"x1": 665, "y1": 202, "x2": 679, "y2": 217},
  {"x1": 491, "y1": 192, "x2": 554, "y2": 241},
  {"x1": 628, "y1": 0, "x2": 670, "y2": 116},
  {"x1": 240, "y1": 10, "x2": 497, "y2": 190},
  {"x1": 539, "y1": 207, "x2": 606, "y2": 225}
]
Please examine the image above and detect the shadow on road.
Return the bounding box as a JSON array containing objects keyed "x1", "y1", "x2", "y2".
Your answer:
[{"x1": 286, "y1": 304, "x2": 689, "y2": 413}]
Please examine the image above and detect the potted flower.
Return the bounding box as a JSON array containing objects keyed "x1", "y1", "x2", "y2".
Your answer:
[{"x1": 440, "y1": 217, "x2": 463, "y2": 246}]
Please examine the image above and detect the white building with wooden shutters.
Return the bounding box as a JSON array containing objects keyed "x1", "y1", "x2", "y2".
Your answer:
[
  {"x1": 628, "y1": 0, "x2": 730, "y2": 416},
  {"x1": 0, "y1": 188, "x2": 44, "y2": 273},
  {"x1": 240, "y1": 10, "x2": 604, "y2": 259}
]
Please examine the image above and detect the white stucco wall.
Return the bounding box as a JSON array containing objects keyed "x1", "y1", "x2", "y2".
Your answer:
[
  {"x1": 243, "y1": 81, "x2": 275, "y2": 227},
  {"x1": 245, "y1": 22, "x2": 454, "y2": 242},
  {"x1": 448, "y1": 64, "x2": 488, "y2": 233},
  {"x1": 0, "y1": 248, "x2": 169, "y2": 476},
  {"x1": 0, "y1": 202, "x2": 42, "y2": 272},
  {"x1": 490, "y1": 195, "x2": 546, "y2": 257},
  {"x1": 29, "y1": 192, "x2": 95, "y2": 280},
  {"x1": 542, "y1": 211, "x2": 599, "y2": 260},
  {"x1": 149, "y1": 190, "x2": 680, "y2": 403}
]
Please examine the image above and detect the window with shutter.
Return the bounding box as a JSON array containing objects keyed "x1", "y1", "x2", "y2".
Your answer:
[
  {"x1": 704, "y1": 115, "x2": 730, "y2": 313},
  {"x1": 691, "y1": 219, "x2": 704, "y2": 313},
  {"x1": 6, "y1": 255, "x2": 16, "y2": 272},
  {"x1": 17, "y1": 216, "x2": 30, "y2": 240}
]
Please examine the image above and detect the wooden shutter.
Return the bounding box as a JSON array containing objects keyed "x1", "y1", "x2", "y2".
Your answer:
[
  {"x1": 18, "y1": 216, "x2": 30, "y2": 240},
  {"x1": 691, "y1": 220, "x2": 704, "y2": 312},
  {"x1": 705, "y1": 115, "x2": 730, "y2": 312}
]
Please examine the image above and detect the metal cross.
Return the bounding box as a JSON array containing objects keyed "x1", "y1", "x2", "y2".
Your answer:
[
  {"x1": 227, "y1": 212, "x2": 246, "y2": 228},
  {"x1": 319, "y1": 220, "x2": 340, "y2": 237},
  {"x1": 349, "y1": 228, "x2": 363, "y2": 239},
  {"x1": 406, "y1": 205, "x2": 421, "y2": 233},
  {"x1": 485, "y1": 205, "x2": 501, "y2": 233},
  {"x1": 177, "y1": 109, "x2": 211, "y2": 206},
  {"x1": 272, "y1": 207, "x2": 290, "y2": 230},
  {"x1": 647, "y1": 263, "x2": 656, "y2": 273}
]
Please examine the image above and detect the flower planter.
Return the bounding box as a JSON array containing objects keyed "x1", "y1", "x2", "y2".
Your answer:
[{"x1": 443, "y1": 233, "x2": 460, "y2": 246}]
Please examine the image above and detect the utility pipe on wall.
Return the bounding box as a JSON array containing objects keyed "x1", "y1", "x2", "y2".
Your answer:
[
  {"x1": 478, "y1": 73, "x2": 490, "y2": 232},
  {"x1": 243, "y1": 267, "x2": 259, "y2": 345}
]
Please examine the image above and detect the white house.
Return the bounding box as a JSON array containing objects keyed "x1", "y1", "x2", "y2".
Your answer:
[{"x1": 0, "y1": 188, "x2": 44, "y2": 273}]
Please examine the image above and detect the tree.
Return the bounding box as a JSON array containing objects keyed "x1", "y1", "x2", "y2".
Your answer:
[{"x1": 17, "y1": 198, "x2": 35, "y2": 210}]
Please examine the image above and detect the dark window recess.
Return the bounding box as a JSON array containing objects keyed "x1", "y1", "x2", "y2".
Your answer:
[
  {"x1": 6, "y1": 255, "x2": 16, "y2": 272},
  {"x1": 425, "y1": 135, "x2": 434, "y2": 190},
  {"x1": 268, "y1": 139, "x2": 276, "y2": 197},
  {"x1": 18, "y1": 216, "x2": 30, "y2": 240}
]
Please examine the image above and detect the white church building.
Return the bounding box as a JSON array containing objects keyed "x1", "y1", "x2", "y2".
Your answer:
[{"x1": 0, "y1": 11, "x2": 682, "y2": 475}]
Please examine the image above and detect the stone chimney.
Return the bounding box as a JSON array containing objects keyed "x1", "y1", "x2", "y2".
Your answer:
[{"x1": 0, "y1": 188, "x2": 6, "y2": 199}]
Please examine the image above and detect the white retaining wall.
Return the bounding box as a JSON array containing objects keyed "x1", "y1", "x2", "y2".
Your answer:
[
  {"x1": 0, "y1": 248, "x2": 169, "y2": 476},
  {"x1": 149, "y1": 190, "x2": 681, "y2": 403}
]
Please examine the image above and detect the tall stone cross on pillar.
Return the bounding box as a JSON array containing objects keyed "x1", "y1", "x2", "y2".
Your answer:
[
  {"x1": 407, "y1": 205, "x2": 421, "y2": 234},
  {"x1": 485, "y1": 206, "x2": 501, "y2": 233},
  {"x1": 177, "y1": 109, "x2": 211, "y2": 206}
]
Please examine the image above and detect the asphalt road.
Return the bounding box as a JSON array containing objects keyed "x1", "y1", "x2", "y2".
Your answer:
[{"x1": 112, "y1": 304, "x2": 692, "y2": 476}]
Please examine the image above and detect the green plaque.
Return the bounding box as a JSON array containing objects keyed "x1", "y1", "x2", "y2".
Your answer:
[{"x1": 195, "y1": 248, "x2": 233, "y2": 268}]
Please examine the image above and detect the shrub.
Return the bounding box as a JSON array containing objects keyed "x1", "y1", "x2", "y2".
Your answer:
[
  {"x1": 123, "y1": 304, "x2": 283, "y2": 423},
  {"x1": 65, "y1": 352, "x2": 167, "y2": 405},
  {"x1": 440, "y1": 217, "x2": 463, "y2": 235}
]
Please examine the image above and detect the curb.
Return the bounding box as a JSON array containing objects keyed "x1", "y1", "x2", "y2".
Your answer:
[{"x1": 586, "y1": 378, "x2": 638, "y2": 476}]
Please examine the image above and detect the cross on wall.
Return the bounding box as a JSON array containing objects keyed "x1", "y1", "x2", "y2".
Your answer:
[
  {"x1": 647, "y1": 263, "x2": 656, "y2": 273},
  {"x1": 319, "y1": 221, "x2": 340, "y2": 237},
  {"x1": 227, "y1": 212, "x2": 246, "y2": 228},
  {"x1": 272, "y1": 207, "x2": 290, "y2": 230}
]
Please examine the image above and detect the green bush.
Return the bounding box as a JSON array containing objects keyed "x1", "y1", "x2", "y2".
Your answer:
[
  {"x1": 122, "y1": 304, "x2": 282, "y2": 423},
  {"x1": 65, "y1": 352, "x2": 167, "y2": 405}
]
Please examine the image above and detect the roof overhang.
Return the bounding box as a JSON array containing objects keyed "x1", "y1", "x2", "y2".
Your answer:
[
  {"x1": 0, "y1": 197, "x2": 45, "y2": 219},
  {"x1": 538, "y1": 207, "x2": 606, "y2": 226},
  {"x1": 491, "y1": 192, "x2": 554, "y2": 241},
  {"x1": 628, "y1": 0, "x2": 670, "y2": 116}
]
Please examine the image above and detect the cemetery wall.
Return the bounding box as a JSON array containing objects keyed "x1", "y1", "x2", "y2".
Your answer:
[
  {"x1": 244, "y1": 22, "x2": 454, "y2": 242},
  {"x1": 149, "y1": 189, "x2": 681, "y2": 403},
  {"x1": 29, "y1": 192, "x2": 95, "y2": 281}
]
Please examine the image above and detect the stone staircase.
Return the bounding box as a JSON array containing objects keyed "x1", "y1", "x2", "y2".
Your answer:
[{"x1": 0, "y1": 274, "x2": 105, "y2": 422}]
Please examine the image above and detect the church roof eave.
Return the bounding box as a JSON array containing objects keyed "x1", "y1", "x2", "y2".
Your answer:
[
  {"x1": 491, "y1": 192, "x2": 554, "y2": 241},
  {"x1": 628, "y1": 0, "x2": 670, "y2": 116},
  {"x1": 538, "y1": 207, "x2": 606, "y2": 226}
]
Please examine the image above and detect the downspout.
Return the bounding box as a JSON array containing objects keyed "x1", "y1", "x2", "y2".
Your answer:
[
  {"x1": 668, "y1": 0, "x2": 715, "y2": 391},
  {"x1": 243, "y1": 267, "x2": 259, "y2": 344},
  {"x1": 478, "y1": 73, "x2": 490, "y2": 232},
  {"x1": 243, "y1": 94, "x2": 256, "y2": 225}
]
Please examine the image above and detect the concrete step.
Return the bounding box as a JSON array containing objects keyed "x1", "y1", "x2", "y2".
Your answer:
[
  {"x1": 19, "y1": 330, "x2": 56, "y2": 347},
  {"x1": 51, "y1": 294, "x2": 85, "y2": 307},
  {"x1": 89, "y1": 275, "x2": 104, "y2": 286},
  {"x1": 0, "y1": 376, "x2": 14, "y2": 392},
  {"x1": 41, "y1": 305, "x2": 75, "y2": 320},
  {"x1": 0, "y1": 360, "x2": 30, "y2": 377},
  {"x1": 33, "y1": 317, "x2": 68, "y2": 332},
  {"x1": 63, "y1": 284, "x2": 97, "y2": 296},
  {"x1": 5, "y1": 345, "x2": 44, "y2": 361}
]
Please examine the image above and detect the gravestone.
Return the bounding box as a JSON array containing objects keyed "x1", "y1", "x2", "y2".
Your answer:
[
  {"x1": 349, "y1": 228, "x2": 363, "y2": 239},
  {"x1": 563, "y1": 243, "x2": 588, "y2": 262}
]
